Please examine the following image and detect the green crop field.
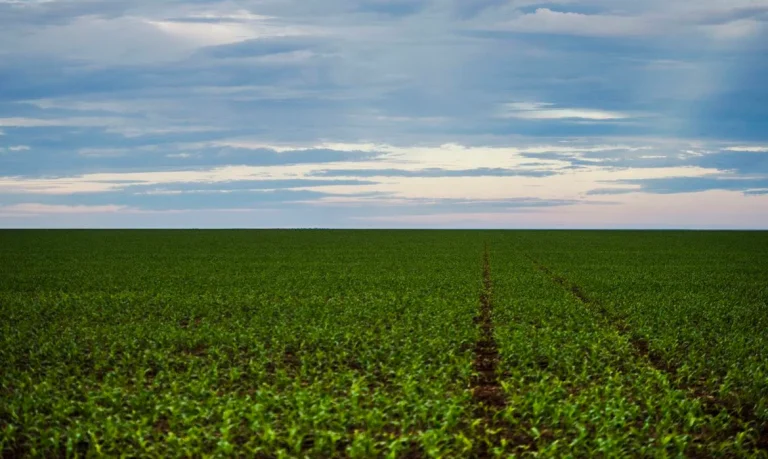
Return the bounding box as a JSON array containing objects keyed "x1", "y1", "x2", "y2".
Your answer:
[{"x1": 1, "y1": 230, "x2": 767, "y2": 457}]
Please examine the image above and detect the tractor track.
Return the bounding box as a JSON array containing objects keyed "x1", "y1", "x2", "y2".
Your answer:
[
  {"x1": 470, "y1": 246, "x2": 532, "y2": 457},
  {"x1": 526, "y1": 254, "x2": 768, "y2": 453},
  {"x1": 472, "y1": 245, "x2": 504, "y2": 411}
]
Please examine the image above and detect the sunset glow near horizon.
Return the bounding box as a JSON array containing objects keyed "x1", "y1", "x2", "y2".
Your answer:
[{"x1": 1, "y1": 0, "x2": 767, "y2": 228}]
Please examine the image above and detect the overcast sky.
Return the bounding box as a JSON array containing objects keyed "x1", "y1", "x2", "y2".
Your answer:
[{"x1": 1, "y1": 0, "x2": 767, "y2": 228}]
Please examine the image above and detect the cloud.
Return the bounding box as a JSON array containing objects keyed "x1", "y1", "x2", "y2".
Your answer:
[
  {"x1": 0, "y1": 117, "x2": 131, "y2": 129},
  {"x1": 693, "y1": 150, "x2": 768, "y2": 174},
  {"x1": 589, "y1": 175, "x2": 768, "y2": 195},
  {"x1": 354, "y1": 0, "x2": 429, "y2": 17},
  {"x1": 500, "y1": 102, "x2": 633, "y2": 121},
  {"x1": 0, "y1": 139, "x2": 730, "y2": 198},
  {"x1": 308, "y1": 167, "x2": 558, "y2": 177},
  {"x1": 0, "y1": 5, "x2": 324, "y2": 67},
  {"x1": 0, "y1": 203, "x2": 126, "y2": 215},
  {"x1": 0, "y1": 117, "x2": 105, "y2": 128},
  {"x1": 0, "y1": 16, "x2": 191, "y2": 64},
  {"x1": 170, "y1": 10, "x2": 274, "y2": 22},
  {"x1": 0, "y1": 145, "x2": 30, "y2": 153},
  {"x1": 508, "y1": 108, "x2": 631, "y2": 121},
  {"x1": 147, "y1": 16, "x2": 312, "y2": 48},
  {"x1": 703, "y1": 19, "x2": 764, "y2": 40},
  {"x1": 0, "y1": 165, "x2": 380, "y2": 195},
  {"x1": 0, "y1": 0, "x2": 767, "y2": 227},
  {"x1": 497, "y1": 8, "x2": 659, "y2": 37},
  {"x1": 486, "y1": 4, "x2": 768, "y2": 41},
  {"x1": 1, "y1": 144, "x2": 382, "y2": 177},
  {"x1": 725, "y1": 145, "x2": 768, "y2": 152}
]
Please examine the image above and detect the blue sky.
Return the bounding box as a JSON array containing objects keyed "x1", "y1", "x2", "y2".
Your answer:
[{"x1": 1, "y1": 0, "x2": 767, "y2": 228}]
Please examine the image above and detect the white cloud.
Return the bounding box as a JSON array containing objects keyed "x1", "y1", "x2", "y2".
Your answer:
[
  {"x1": 188, "y1": 85, "x2": 328, "y2": 101},
  {"x1": 724, "y1": 145, "x2": 768, "y2": 152},
  {"x1": 0, "y1": 15, "x2": 194, "y2": 64},
  {"x1": 209, "y1": 140, "x2": 302, "y2": 152},
  {"x1": 105, "y1": 125, "x2": 225, "y2": 138},
  {"x1": 147, "y1": 20, "x2": 265, "y2": 47},
  {"x1": 0, "y1": 145, "x2": 31, "y2": 154},
  {"x1": 0, "y1": 139, "x2": 716, "y2": 199},
  {"x1": 184, "y1": 10, "x2": 273, "y2": 22},
  {"x1": 501, "y1": 102, "x2": 632, "y2": 121},
  {"x1": 499, "y1": 8, "x2": 660, "y2": 37},
  {"x1": 78, "y1": 148, "x2": 131, "y2": 157},
  {"x1": 0, "y1": 204, "x2": 126, "y2": 215},
  {"x1": 312, "y1": 166, "x2": 717, "y2": 203},
  {"x1": 489, "y1": 4, "x2": 767, "y2": 41},
  {"x1": 701, "y1": 19, "x2": 764, "y2": 41},
  {"x1": 373, "y1": 115, "x2": 448, "y2": 124},
  {"x1": 0, "y1": 116, "x2": 227, "y2": 139},
  {"x1": 512, "y1": 109, "x2": 631, "y2": 121},
  {"x1": 24, "y1": 99, "x2": 152, "y2": 114},
  {"x1": 0, "y1": 8, "x2": 317, "y2": 64},
  {"x1": 0, "y1": 117, "x2": 68, "y2": 128},
  {"x1": 146, "y1": 11, "x2": 317, "y2": 48},
  {"x1": 0, "y1": 117, "x2": 125, "y2": 128},
  {"x1": 0, "y1": 0, "x2": 56, "y2": 4},
  {"x1": 200, "y1": 139, "x2": 656, "y2": 171},
  {"x1": 505, "y1": 102, "x2": 555, "y2": 111},
  {"x1": 0, "y1": 164, "x2": 356, "y2": 195}
]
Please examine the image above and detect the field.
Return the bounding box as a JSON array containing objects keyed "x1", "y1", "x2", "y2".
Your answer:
[{"x1": 1, "y1": 230, "x2": 767, "y2": 457}]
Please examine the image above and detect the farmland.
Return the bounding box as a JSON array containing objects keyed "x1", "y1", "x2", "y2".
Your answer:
[{"x1": 1, "y1": 230, "x2": 767, "y2": 457}]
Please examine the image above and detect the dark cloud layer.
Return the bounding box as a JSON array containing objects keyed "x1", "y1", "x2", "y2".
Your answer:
[{"x1": 590, "y1": 176, "x2": 768, "y2": 195}]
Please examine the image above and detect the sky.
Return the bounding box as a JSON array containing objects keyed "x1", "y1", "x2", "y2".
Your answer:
[{"x1": 1, "y1": 0, "x2": 767, "y2": 228}]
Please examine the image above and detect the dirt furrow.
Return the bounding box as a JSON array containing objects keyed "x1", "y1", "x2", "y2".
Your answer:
[
  {"x1": 472, "y1": 246, "x2": 504, "y2": 411},
  {"x1": 470, "y1": 246, "x2": 533, "y2": 457},
  {"x1": 526, "y1": 254, "x2": 768, "y2": 453}
]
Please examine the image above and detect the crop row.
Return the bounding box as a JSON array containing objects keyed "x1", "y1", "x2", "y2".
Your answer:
[
  {"x1": 1, "y1": 231, "x2": 482, "y2": 457},
  {"x1": 1, "y1": 230, "x2": 766, "y2": 457},
  {"x1": 502, "y1": 232, "x2": 768, "y2": 442},
  {"x1": 488, "y1": 239, "x2": 764, "y2": 456}
]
